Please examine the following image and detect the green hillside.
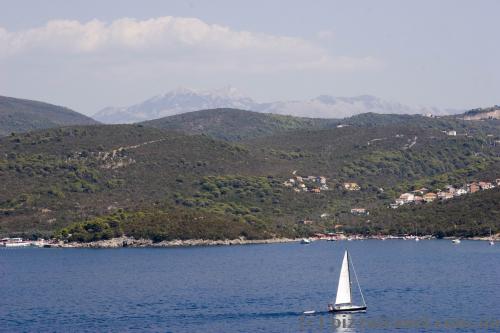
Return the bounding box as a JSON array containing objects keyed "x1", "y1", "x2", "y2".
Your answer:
[
  {"x1": 0, "y1": 95, "x2": 99, "y2": 136},
  {"x1": 141, "y1": 108, "x2": 339, "y2": 141},
  {"x1": 0, "y1": 111, "x2": 499, "y2": 241}
]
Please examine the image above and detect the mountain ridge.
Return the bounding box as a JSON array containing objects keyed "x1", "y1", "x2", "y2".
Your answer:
[
  {"x1": 141, "y1": 108, "x2": 340, "y2": 141},
  {"x1": 93, "y1": 87, "x2": 458, "y2": 124}
]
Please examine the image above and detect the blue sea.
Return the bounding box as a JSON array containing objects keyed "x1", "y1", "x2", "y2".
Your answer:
[{"x1": 1, "y1": 240, "x2": 499, "y2": 332}]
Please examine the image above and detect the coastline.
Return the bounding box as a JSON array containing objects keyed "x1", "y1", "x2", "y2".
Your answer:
[
  {"x1": 56, "y1": 236, "x2": 301, "y2": 248},
  {"x1": 49, "y1": 235, "x2": 498, "y2": 248},
  {"x1": 3, "y1": 235, "x2": 498, "y2": 249}
]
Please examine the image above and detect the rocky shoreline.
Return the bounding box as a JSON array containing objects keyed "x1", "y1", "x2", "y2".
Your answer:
[
  {"x1": 54, "y1": 236, "x2": 300, "y2": 248},
  {"x1": 5, "y1": 235, "x2": 496, "y2": 249}
]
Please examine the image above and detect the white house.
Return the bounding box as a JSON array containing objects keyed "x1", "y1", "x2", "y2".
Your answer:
[{"x1": 399, "y1": 193, "x2": 415, "y2": 203}]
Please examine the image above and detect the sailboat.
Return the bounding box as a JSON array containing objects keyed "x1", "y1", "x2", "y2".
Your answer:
[
  {"x1": 489, "y1": 228, "x2": 494, "y2": 246},
  {"x1": 328, "y1": 250, "x2": 367, "y2": 313}
]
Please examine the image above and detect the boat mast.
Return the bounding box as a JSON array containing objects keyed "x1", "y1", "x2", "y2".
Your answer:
[
  {"x1": 349, "y1": 250, "x2": 367, "y2": 307},
  {"x1": 347, "y1": 250, "x2": 352, "y2": 303}
]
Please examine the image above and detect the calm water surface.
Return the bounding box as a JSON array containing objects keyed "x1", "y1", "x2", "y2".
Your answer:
[{"x1": 1, "y1": 240, "x2": 499, "y2": 332}]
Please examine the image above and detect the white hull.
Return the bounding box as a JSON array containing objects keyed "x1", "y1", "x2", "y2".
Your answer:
[
  {"x1": 328, "y1": 304, "x2": 367, "y2": 312},
  {"x1": 4, "y1": 242, "x2": 31, "y2": 247}
]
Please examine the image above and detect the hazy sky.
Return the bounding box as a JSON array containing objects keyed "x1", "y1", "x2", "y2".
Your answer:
[{"x1": 0, "y1": 0, "x2": 499, "y2": 115}]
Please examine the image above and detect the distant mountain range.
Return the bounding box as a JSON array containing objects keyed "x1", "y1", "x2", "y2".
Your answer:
[
  {"x1": 95, "y1": 87, "x2": 258, "y2": 124},
  {"x1": 93, "y1": 87, "x2": 458, "y2": 124},
  {"x1": 0, "y1": 95, "x2": 99, "y2": 136}
]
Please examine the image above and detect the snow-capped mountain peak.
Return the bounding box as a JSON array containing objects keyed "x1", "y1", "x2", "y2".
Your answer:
[
  {"x1": 94, "y1": 87, "x2": 258, "y2": 123},
  {"x1": 93, "y1": 87, "x2": 453, "y2": 124}
]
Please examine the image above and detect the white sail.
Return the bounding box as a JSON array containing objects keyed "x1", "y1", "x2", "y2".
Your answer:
[{"x1": 335, "y1": 250, "x2": 352, "y2": 305}]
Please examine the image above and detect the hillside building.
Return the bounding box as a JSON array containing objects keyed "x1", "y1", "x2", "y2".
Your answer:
[
  {"x1": 468, "y1": 183, "x2": 480, "y2": 193},
  {"x1": 423, "y1": 192, "x2": 437, "y2": 202},
  {"x1": 399, "y1": 193, "x2": 415, "y2": 203},
  {"x1": 478, "y1": 181, "x2": 494, "y2": 190},
  {"x1": 343, "y1": 182, "x2": 360, "y2": 191}
]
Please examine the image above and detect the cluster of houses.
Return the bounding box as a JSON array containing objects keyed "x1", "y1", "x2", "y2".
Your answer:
[
  {"x1": 283, "y1": 174, "x2": 329, "y2": 193},
  {"x1": 391, "y1": 179, "x2": 500, "y2": 209}
]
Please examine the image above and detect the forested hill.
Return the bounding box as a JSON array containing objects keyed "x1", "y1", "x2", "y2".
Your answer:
[
  {"x1": 0, "y1": 95, "x2": 99, "y2": 136},
  {"x1": 142, "y1": 108, "x2": 500, "y2": 142},
  {"x1": 141, "y1": 108, "x2": 339, "y2": 141},
  {"x1": 0, "y1": 110, "x2": 499, "y2": 241}
]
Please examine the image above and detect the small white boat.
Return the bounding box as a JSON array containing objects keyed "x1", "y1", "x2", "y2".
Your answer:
[
  {"x1": 452, "y1": 239, "x2": 461, "y2": 244},
  {"x1": 303, "y1": 310, "x2": 316, "y2": 315},
  {"x1": 328, "y1": 250, "x2": 367, "y2": 313},
  {"x1": 415, "y1": 237, "x2": 420, "y2": 242},
  {"x1": 1, "y1": 237, "x2": 32, "y2": 248},
  {"x1": 5, "y1": 242, "x2": 31, "y2": 248},
  {"x1": 300, "y1": 238, "x2": 311, "y2": 244},
  {"x1": 489, "y1": 228, "x2": 494, "y2": 246}
]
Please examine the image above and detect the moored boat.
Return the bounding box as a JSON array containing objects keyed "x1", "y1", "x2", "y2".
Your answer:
[{"x1": 1, "y1": 237, "x2": 32, "y2": 247}]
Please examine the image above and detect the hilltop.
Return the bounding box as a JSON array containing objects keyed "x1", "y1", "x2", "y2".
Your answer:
[
  {"x1": 459, "y1": 106, "x2": 500, "y2": 120},
  {"x1": 0, "y1": 96, "x2": 99, "y2": 136},
  {"x1": 141, "y1": 108, "x2": 339, "y2": 141}
]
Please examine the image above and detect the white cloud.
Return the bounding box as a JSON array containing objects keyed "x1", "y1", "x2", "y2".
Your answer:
[{"x1": 0, "y1": 16, "x2": 380, "y2": 72}]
